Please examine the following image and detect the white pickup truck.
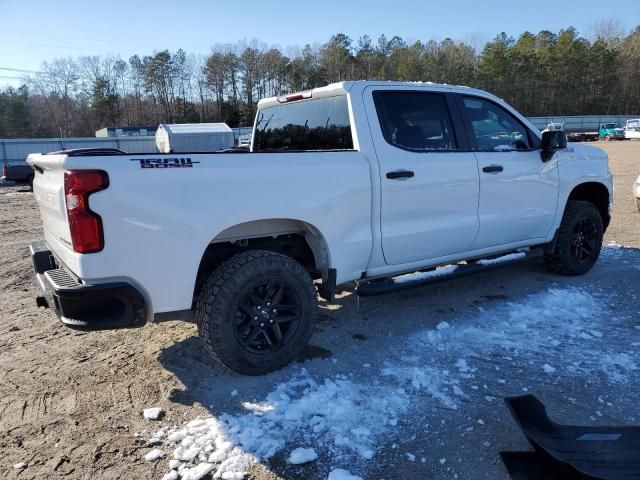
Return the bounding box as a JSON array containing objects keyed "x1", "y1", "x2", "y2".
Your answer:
[{"x1": 28, "y1": 81, "x2": 613, "y2": 375}]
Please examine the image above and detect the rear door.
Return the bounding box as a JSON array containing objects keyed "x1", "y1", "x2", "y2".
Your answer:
[
  {"x1": 456, "y1": 95, "x2": 558, "y2": 250},
  {"x1": 364, "y1": 87, "x2": 480, "y2": 265}
]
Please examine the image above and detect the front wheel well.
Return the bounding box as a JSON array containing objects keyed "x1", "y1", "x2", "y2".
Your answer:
[{"x1": 567, "y1": 182, "x2": 610, "y2": 231}]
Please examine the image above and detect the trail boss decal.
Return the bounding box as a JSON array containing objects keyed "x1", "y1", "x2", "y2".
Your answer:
[{"x1": 130, "y1": 158, "x2": 200, "y2": 169}]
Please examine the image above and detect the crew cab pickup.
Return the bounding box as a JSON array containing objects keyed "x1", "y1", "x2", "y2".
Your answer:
[{"x1": 28, "y1": 81, "x2": 613, "y2": 375}]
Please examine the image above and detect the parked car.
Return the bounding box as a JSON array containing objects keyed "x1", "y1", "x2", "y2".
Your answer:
[
  {"x1": 1, "y1": 162, "x2": 34, "y2": 187},
  {"x1": 599, "y1": 123, "x2": 625, "y2": 141},
  {"x1": 27, "y1": 81, "x2": 613, "y2": 375}
]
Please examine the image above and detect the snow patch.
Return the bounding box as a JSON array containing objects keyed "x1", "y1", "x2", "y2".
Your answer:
[
  {"x1": 143, "y1": 407, "x2": 163, "y2": 420},
  {"x1": 181, "y1": 463, "x2": 215, "y2": 480},
  {"x1": 287, "y1": 447, "x2": 318, "y2": 464},
  {"x1": 477, "y1": 252, "x2": 526, "y2": 266},
  {"x1": 327, "y1": 469, "x2": 363, "y2": 480},
  {"x1": 144, "y1": 448, "x2": 165, "y2": 461},
  {"x1": 394, "y1": 265, "x2": 458, "y2": 285},
  {"x1": 155, "y1": 370, "x2": 407, "y2": 479},
  {"x1": 148, "y1": 287, "x2": 630, "y2": 478},
  {"x1": 382, "y1": 364, "x2": 459, "y2": 410}
]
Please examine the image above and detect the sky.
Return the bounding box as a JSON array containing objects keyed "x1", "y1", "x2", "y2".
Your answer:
[{"x1": 1, "y1": 0, "x2": 639, "y2": 87}]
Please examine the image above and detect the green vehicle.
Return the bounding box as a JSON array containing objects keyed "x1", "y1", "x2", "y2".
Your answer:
[{"x1": 599, "y1": 123, "x2": 625, "y2": 141}]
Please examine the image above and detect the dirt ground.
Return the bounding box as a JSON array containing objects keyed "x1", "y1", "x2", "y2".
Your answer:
[{"x1": 1, "y1": 141, "x2": 639, "y2": 480}]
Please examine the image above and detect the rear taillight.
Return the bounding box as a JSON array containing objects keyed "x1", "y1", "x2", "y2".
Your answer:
[{"x1": 64, "y1": 170, "x2": 109, "y2": 253}]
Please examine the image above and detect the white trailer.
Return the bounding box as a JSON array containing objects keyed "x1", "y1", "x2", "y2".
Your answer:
[{"x1": 155, "y1": 123, "x2": 234, "y2": 153}]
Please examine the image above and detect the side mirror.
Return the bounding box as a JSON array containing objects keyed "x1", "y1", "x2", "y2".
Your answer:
[{"x1": 540, "y1": 130, "x2": 567, "y2": 162}]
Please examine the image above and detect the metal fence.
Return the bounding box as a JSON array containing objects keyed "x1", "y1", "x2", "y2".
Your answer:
[
  {"x1": 0, "y1": 129, "x2": 255, "y2": 166},
  {"x1": 0, "y1": 137, "x2": 157, "y2": 166},
  {"x1": 527, "y1": 115, "x2": 639, "y2": 132}
]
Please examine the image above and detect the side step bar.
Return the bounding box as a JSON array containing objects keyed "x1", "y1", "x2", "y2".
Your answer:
[{"x1": 356, "y1": 249, "x2": 543, "y2": 297}]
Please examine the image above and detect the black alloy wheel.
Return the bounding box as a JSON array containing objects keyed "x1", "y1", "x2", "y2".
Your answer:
[
  {"x1": 195, "y1": 250, "x2": 317, "y2": 375},
  {"x1": 234, "y1": 278, "x2": 302, "y2": 354},
  {"x1": 570, "y1": 217, "x2": 598, "y2": 264},
  {"x1": 544, "y1": 200, "x2": 603, "y2": 276}
]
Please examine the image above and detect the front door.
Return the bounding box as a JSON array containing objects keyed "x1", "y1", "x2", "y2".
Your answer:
[
  {"x1": 365, "y1": 87, "x2": 480, "y2": 265},
  {"x1": 457, "y1": 95, "x2": 559, "y2": 250}
]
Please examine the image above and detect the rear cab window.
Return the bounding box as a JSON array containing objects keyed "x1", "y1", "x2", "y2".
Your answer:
[
  {"x1": 253, "y1": 95, "x2": 354, "y2": 151},
  {"x1": 460, "y1": 96, "x2": 540, "y2": 151},
  {"x1": 373, "y1": 91, "x2": 458, "y2": 151}
]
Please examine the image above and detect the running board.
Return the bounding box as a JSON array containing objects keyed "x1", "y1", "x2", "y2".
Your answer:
[{"x1": 356, "y1": 249, "x2": 543, "y2": 297}]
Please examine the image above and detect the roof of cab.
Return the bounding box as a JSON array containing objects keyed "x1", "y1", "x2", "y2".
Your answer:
[{"x1": 256, "y1": 80, "x2": 499, "y2": 109}]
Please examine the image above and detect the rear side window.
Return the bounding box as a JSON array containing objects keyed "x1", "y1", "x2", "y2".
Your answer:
[
  {"x1": 461, "y1": 96, "x2": 533, "y2": 151},
  {"x1": 373, "y1": 91, "x2": 457, "y2": 151},
  {"x1": 253, "y1": 96, "x2": 353, "y2": 151}
]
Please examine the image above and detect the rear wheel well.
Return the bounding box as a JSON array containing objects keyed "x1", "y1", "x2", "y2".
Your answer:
[
  {"x1": 567, "y1": 182, "x2": 610, "y2": 231},
  {"x1": 193, "y1": 223, "x2": 329, "y2": 305}
]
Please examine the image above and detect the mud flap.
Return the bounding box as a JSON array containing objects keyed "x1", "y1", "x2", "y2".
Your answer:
[{"x1": 503, "y1": 395, "x2": 640, "y2": 480}]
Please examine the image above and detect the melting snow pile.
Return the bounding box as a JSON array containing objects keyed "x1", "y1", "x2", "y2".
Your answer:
[
  {"x1": 380, "y1": 287, "x2": 637, "y2": 413},
  {"x1": 151, "y1": 371, "x2": 408, "y2": 479},
  {"x1": 405, "y1": 287, "x2": 636, "y2": 385},
  {"x1": 148, "y1": 287, "x2": 636, "y2": 478}
]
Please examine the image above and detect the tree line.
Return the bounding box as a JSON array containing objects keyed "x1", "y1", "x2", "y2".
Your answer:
[{"x1": 1, "y1": 24, "x2": 639, "y2": 139}]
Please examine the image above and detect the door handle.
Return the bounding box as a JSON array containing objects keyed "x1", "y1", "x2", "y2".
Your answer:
[
  {"x1": 482, "y1": 165, "x2": 504, "y2": 173},
  {"x1": 386, "y1": 170, "x2": 415, "y2": 180}
]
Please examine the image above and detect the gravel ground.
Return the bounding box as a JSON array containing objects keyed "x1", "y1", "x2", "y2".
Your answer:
[{"x1": 1, "y1": 141, "x2": 639, "y2": 480}]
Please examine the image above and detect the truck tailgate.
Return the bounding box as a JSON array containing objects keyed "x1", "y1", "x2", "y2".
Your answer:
[{"x1": 28, "y1": 153, "x2": 77, "y2": 272}]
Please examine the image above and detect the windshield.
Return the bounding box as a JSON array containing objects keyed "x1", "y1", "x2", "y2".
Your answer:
[{"x1": 603, "y1": 123, "x2": 618, "y2": 129}]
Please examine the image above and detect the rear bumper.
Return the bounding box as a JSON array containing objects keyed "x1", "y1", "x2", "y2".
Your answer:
[{"x1": 30, "y1": 241, "x2": 147, "y2": 330}]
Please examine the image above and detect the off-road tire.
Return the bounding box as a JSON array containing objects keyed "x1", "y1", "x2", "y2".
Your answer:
[
  {"x1": 604, "y1": 134, "x2": 611, "y2": 141},
  {"x1": 544, "y1": 200, "x2": 603, "y2": 276},
  {"x1": 195, "y1": 250, "x2": 317, "y2": 375}
]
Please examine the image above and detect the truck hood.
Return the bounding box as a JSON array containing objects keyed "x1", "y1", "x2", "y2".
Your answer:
[{"x1": 566, "y1": 143, "x2": 608, "y2": 161}]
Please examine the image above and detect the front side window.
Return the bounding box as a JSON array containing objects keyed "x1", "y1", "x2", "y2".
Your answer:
[
  {"x1": 462, "y1": 96, "x2": 532, "y2": 152},
  {"x1": 373, "y1": 91, "x2": 457, "y2": 151},
  {"x1": 253, "y1": 95, "x2": 353, "y2": 151}
]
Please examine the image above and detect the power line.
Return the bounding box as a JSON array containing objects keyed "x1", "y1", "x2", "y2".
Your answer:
[
  {"x1": 0, "y1": 29, "x2": 160, "y2": 50},
  {"x1": 0, "y1": 39, "x2": 123, "y2": 53},
  {"x1": 0, "y1": 67, "x2": 41, "y2": 74}
]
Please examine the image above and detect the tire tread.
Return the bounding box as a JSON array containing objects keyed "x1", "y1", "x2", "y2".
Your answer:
[
  {"x1": 195, "y1": 250, "x2": 317, "y2": 375},
  {"x1": 545, "y1": 200, "x2": 603, "y2": 276}
]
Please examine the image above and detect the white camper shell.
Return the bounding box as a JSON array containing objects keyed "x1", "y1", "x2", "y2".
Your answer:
[{"x1": 155, "y1": 123, "x2": 234, "y2": 153}]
